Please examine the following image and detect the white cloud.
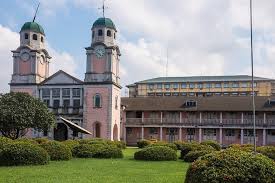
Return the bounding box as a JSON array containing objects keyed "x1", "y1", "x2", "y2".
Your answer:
[{"x1": 0, "y1": 25, "x2": 78, "y2": 93}]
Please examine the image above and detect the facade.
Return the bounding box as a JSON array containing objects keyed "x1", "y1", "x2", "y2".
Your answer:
[
  {"x1": 9, "y1": 18, "x2": 121, "y2": 141},
  {"x1": 127, "y1": 76, "x2": 275, "y2": 97}
]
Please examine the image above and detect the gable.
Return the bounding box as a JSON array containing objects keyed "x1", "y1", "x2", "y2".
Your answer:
[{"x1": 41, "y1": 70, "x2": 83, "y2": 85}]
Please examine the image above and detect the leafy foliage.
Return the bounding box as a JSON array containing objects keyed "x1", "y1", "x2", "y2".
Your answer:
[
  {"x1": 137, "y1": 139, "x2": 151, "y2": 148},
  {"x1": 257, "y1": 146, "x2": 275, "y2": 160},
  {"x1": 183, "y1": 150, "x2": 214, "y2": 162},
  {"x1": 0, "y1": 142, "x2": 49, "y2": 166},
  {"x1": 185, "y1": 149, "x2": 275, "y2": 183},
  {"x1": 0, "y1": 92, "x2": 55, "y2": 139},
  {"x1": 134, "y1": 146, "x2": 177, "y2": 161},
  {"x1": 148, "y1": 142, "x2": 178, "y2": 151},
  {"x1": 180, "y1": 142, "x2": 215, "y2": 159},
  {"x1": 174, "y1": 141, "x2": 186, "y2": 150},
  {"x1": 200, "y1": 140, "x2": 221, "y2": 151},
  {"x1": 62, "y1": 140, "x2": 80, "y2": 151},
  {"x1": 40, "y1": 141, "x2": 72, "y2": 161}
]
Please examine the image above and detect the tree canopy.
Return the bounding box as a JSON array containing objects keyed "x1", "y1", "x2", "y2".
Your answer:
[{"x1": 0, "y1": 92, "x2": 55, "y2": 139}]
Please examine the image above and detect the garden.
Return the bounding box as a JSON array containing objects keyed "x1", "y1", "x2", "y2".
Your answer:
[{"x1": 1, "y1": 137, "x2": 275, "y2": 183}]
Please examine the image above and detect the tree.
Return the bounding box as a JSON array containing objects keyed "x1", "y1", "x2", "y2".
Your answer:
[{"x1": 0, "y1": 92, "x2": 55, "y2": 139}]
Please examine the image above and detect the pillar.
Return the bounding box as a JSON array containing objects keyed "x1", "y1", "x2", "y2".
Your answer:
[
  {"x1": 141, "y1": 127, "x2": 144, "y2": 140},
  {"x1": 263, "y1": 129, "x2": 266, "y2": 146},
  {"x1": 180, "y1": 112, "x2": 182, "y2": 123},
  {"x1": 160, "y1": 112, "x2": 163, "y2": 123},
  {"x1": 219, "y1": 128, "x2": 223, "y2": 145},
  {"x1": 179, "y1": 127, "x2": 182, "y2": 141},
  {"x1": 241, "y1": 129, "x2": 244, "y2": 145},
  {"x1": 142, "y1": 112, "x2": 144, "y2": 123},
  {"x1": 123, "y1": 127, "x2": 127, "y2": 142},
  {"x1": 199, "y1": 128, "x2": 202, "y2": 142},
  {"x1": 160, "y1": 127, "x2": 163, "y2": 141},
  {"x1": 220, "y1": 112, "x2": 223, "y2": 124}
]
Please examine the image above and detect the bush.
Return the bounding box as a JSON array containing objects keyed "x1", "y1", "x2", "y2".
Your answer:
[
  {"x1": 92, "y1": 144, "x2": 123, "y2": 159},
  {"x1": 62, "y1": 140, "x2": 80, "y2": 151},
  {"x1": 108, "y1": 141, "x2": 126, "y2": 149},
  {"x1": 72, "y1": 144, "x2": 95, "y2": 158},
  {"x1": 183, "y1": 150, "x2": 214, "y2": 162},
  {"x1": 0, "y1": 142, "x2": 49, "y2": 166},
  {"x1": 174, "y1": 141, "x2": 185, "y2": 150},
  {"x1": 201, "y1": 140, "x2": 221, "y2": 151},
  {"x1": 137, "y1": 139, "x2": 151, "y2": 148},
  {"x1": 185, "y1": 149, "x2": 275, "y2": 183},
  {"x1": 148, "y1": 142, "x2": 177, "y2": 151},
  {"x1": 15, "y1": 138, "x2": 38, "y2": 145},
  {"x1": 257, "y1": 146, "x2": 275, "y2": 160},
  {"x1": 0, "y1": 137, "x2": 12, "y2": 150},
  {"x1": 134, "y1": 146, "x2": 177, "y2": 161},
  {"x1": 180, "y1": 142, "x2": 214, "y2": 159},
  {"x1": 40, "y1": 141, "x2": 72, "y2": 161},
  {"x1": 33, "y1": 138, "x2": 49, "y2": 144},
  {"x1": 228, "y1": 144, "x2": 254, "y2": 152}
]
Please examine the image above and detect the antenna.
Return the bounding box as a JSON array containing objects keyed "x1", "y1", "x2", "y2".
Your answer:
[
  {"x1": 99, "y1": 0, "x2": 109, "y2": 17},
  {"x1": 33, "y1": 2, "x2": 40, "y2": 22}
]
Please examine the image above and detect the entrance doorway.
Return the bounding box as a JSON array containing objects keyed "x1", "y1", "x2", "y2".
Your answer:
[
  {"x1": 54, "y1": 123, "x2": 68, "y2": 141},
  {"x1": 95, "y1": 123, "x2": 101, "y2": 138}
]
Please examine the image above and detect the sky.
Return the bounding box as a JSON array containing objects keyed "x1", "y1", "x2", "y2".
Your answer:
[{"x1": 1, "y1": 0, "x2": 275, "y2": 95}]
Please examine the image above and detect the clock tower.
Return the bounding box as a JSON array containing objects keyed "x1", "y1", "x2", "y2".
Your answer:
[
  {"x1": 10, "y1": 21, "x2": 51, "y2": 95},
  {"x1": 83, "y1": 17, "x2": 121, "y2": 140}
]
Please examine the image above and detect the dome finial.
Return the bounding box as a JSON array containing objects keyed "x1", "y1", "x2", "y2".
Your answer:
[
  {"x1": 32, "y1": 2, "x2": 40, "y2": 22},
  {"x1": 98, "y1": 0, "x2": 108, "y2": 17}
]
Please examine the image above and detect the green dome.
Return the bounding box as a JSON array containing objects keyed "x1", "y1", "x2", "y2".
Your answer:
[
  {"x1": 92, "y1": 17, "x2": 116, "y2": 31},
  {"x1": 20, "y1": 22, "x2": 45, "y2": 35}
]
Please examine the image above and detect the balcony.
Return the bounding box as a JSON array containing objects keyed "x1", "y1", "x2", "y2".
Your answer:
[{"x1": 49, "y1": 107, "x2": 83, "y2": 115}]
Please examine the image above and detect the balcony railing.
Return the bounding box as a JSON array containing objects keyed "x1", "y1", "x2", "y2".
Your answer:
[
  {"x1": 125, "y1": 118, "x2": 275, "y2": 127},
  {"x1": 49, "y1": 107, "x2": 83, "y2": 115}
]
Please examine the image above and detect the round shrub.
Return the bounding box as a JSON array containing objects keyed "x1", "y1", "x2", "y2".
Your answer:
[
  {"x1": 185, "y1": 149, "x2": 275, "y2": 183},
  {"x1": 174, "y1": 141, "x2": 185, "y2": 150},
  {"x1": 72, "y1": 144, "x2": 96, "y2": 158},
  {"x1": 40, "y1": 141, "x2": 72, "y2": 161},
  {"x1": 15, "y1": 138, "x2": 38, "y2": 145},
  {"x1": 180, "y1": 142, "x2": 214, "y2": 159},
  {"x1": 108, "y1": 141, "x2": 126, "y2": 149},
  {"x1": 62, "y1": 140, "x2": 80, "y2": 151},
  {"x1": 0, "y1": 142, "x2": 49, "y2": 166},
  {"x1": 228, "y1": 144, "x2": 254, "y2": 152},
  {"x1": 183, "y1": 150, "x2": 214, "y2": 162},
  {"x1": 0, "y1": 137, "x2": 12, "y2": 150},
  {"x1": 33, "y1": 138, "x2": 49, "y2": 144},
  {"x1": 134, "y1": 146, "x2": 177, "y2": 161},
  {"x1": 92, "y1": 144, "x2": 123, "y2": 159},
  {"x1": 137, "y1": 139, "x2": 151, "y2": 148},
  {"x1": 201, "y1": 140, "x2": 221, "y2": 151},
  {"x1": 148, "y1": 142, "x2": 177, "y2": 151},
  {"x1": 257, "y1": 146, "x2": 275, "y2": 160}
]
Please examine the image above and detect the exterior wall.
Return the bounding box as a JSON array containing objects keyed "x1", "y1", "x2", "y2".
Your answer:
[
  {"x1": 110, "y1": 85, "x2": 121, "y2": 140},
  {"x1": 92, "y1": 54, "x2": 106, "y2": 73}
]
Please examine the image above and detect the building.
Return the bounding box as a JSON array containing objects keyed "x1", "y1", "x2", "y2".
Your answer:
[
  {"x1": 127, "y1": 76, "x2": 275, "y2": 97},
  {"x1": 9, "y1": 17, "x2": 121, "y2": 141}
]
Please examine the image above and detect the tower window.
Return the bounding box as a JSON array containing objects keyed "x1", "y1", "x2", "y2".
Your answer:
[
  {"x1": 41, "y1": 36, "x2": 44, "y2": 42},
  {"x1": 24, "y1": 33, "x2": 29, "y2": 39},
  {"x1": 94, "y1": 94, "x2": 102, "y2": 108},
  {"x1": 98, "y1": 29, "x2": 103, "y2": 36},
  {"x1": 33, "y1": 34, "x2": 38, "y2": 40},
  {"x1": 107, "y1": 30, "x2": 112, "y2": 37},
  {"x1": 114, "y1": 33, "x2": 116, "y2": 39}
]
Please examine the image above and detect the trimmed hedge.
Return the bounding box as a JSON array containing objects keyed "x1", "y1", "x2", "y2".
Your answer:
[
  {"x1": 183, "y1": 150, "x2": 213, "y2": 162},
  {"x1": 148, "y1": 142, "x2": 177, "y2": 151},
  {"x1": 228, "y1": 144, "x2": 254, "y2": 152},
  {"x1": 62, "y1": 140, "x2": 80, "y2": 151},
  {"x1": 72, "y1": 144, "x2": 95, "y2": 158},
  {"x1": 33, "y1": 138, "x2": 49, "y2": 144},
  {"x1": 201, "y1": 140, "x2": 221, "y2": 151},
  {"x1": 15, "y1": 138, "x2": 38, "y2": 145},
  {"x1": 109, "y1": 141, "x2": 126, "y2": 149},
  {"x1": 180, "y1": 142, "x2": 214, "y2": 159},
  {"x1": 174, "y1": 141, "x2": 185, "y2": 150},
  {"x1": 257, "y1": 146, "x2": 275, "y2": 160},
  {"x1": 40, "y1": 141, "x2": 72, "y2": 161},
  {"x1": 185, "y1": 149, "x2": 275, "y2": 183},
  {"x1": 0, "y1": 142, "x2": 49, "y2": 166},
  {"x1": 0, "y1": 137, "x2": 12, "y2": 150},
  {"x1": 137, "y1": 139, "x2": 151, "y2": 148},
  {"x1": 134, "y1": 146, "x2": 177, "y2": 161}
]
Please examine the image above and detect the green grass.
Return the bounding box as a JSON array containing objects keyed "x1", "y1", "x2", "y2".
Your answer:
[{"x1": 0, "y1": 148, "x2": 189, "y2": 183}]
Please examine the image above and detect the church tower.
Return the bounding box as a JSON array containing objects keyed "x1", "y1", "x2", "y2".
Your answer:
[
  {"x1": 83, "y1": 17, "x2": 121, "y2": 140},
  {"x1": 10, "y1": 21, "x2": 51, "y2": 95}
]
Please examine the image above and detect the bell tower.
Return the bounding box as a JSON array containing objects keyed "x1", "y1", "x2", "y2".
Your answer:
[
  {"x1": 83, "y1": 17, "x2": 121, "y2": 140},
  {"x1": 10, "y1": 21, "x2": 51, "y2": 86}
]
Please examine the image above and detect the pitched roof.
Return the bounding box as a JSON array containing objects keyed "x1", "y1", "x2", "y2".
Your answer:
[
  {"x1": 132, "y1": 75, "x2": 274, "y2": 85},
  {"x1": 121, "y1": 96, "x2": 275, "y2": 112},
  {"x1": 39, "y1": 70, "x2": 83, "y2": 85}
]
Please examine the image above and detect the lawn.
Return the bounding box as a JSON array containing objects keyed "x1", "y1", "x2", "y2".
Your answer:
[{"x1": 0, "y1": 148, "x2": 189, "y2": 183}]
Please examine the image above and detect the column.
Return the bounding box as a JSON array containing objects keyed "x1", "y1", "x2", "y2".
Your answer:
[
  {"x1": 142, "y1": 112, "x2": 144, "y2": 123},
  {"x1": 180, "y1": 112, "x2": 182, "y2": 123},
  {"x1": 49, "y1": 89, "x2": 53, "y2": 107},
  {"x1": 160, "y1": 127, "x2": 163, "y2": 141},
  {"x1": 241, "y1": 112, "x2": 244, "y2": 124},
  {"x1": 160, "y1": 112, "x2": 163, "y2": 123},
  {"x1": 264, "y1": 112, "x2": 266, "y2": 124},
  {"x1": 263, "y1": 129, "x2": 266, "y2": 146},
  {"x1": 199, "y1": 128, "x2": 202, "y2": 143},
  {"x1": 199, "y1": 112, "x2": 202, "y2": 124},
  {"x1": 123, "y1": 127, "x2": 127, "y2": 142},
  {"x1": 220, "y1": 112, "x2": 223, "y2": 124},
  {"x1": 70, "y1": 88, "x2": 73, "y2": 106},
  {"x1": 141, "y1": 127, "x2": 144, "y2": 140},
  {"x1": 219, "y1": 128, "x2": 223, "y2": 145},
  {"x1": 179, "y1": 127, "x2": 182, "y2": 141},
  {"x1": 241, "y1": 129, "x2": 244, "y2": 145}
]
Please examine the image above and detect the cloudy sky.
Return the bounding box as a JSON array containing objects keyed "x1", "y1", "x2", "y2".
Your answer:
[{"x1": 1, "y1": 0, "x2": 275, "y2": 94}]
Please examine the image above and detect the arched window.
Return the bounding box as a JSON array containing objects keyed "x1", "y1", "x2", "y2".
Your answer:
[
  {"x1": 114, "y1": 33, "x2": 116, "y2": 39},
  {"x1": 107, "y1": 30, "x2": 112, "y2": 37},
  {"x1": 33, "y1": 34, "x2": 38, "y2": 40},
  {"x1": 93, "y1": 94, "x2": 102, "y2": 108},
  {"x1": 24, "y1": 33, "x2": 29, "y2": 39},
  {"x1": 41, "y1": 36, "x2": 44, "y2": 42},
  {"x1": 98, "y1": 29, "x2": 103, "y2": 36},
  {"x1": 95, "y1": 123, "x2": 101, "y2": 138},
  {"x1": 115, "y1": 96, "x2": 118, "y2": 109}
]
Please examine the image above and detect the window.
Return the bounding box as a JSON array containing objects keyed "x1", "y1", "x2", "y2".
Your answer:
[
  {"x1": 127, "y1": 128, "x2": 132, "y2": 135},
  {"x1": 157, "y1": 83, "x2": 162, "y2": 89},
  {"x1": 189, "y1": 83, "x2": 195, "y2": 89},
  {"x1": 223, "y1": 92, "x2": 229, "y2": 96},
  {"x1": 164, "y1": 93, "x2": 171, "y2": 96},
  {"x1": 225, "y1": 129, "x2": 235, "y2": 137},
  {"x1": 62, "y1": 88, "x2": 70, "y2": 97},
  {"x1": 41, "y1": 36, "x2": 44, "y2": 42},
  {"x1": 172, "y1": 93, "x2": 179, "y2": 96},
  {"x1": 164, "y1": 84, "x2": 170, "y2": 89},
  {"x1": 241, "y1": 82, "x2": 248, "y2": 88},
  {"x1": 215, "y1": 93, "x2": 221, "y2": 96},
  {"x1": 53, "y1": 100, "x2": 60, "y2": 108},
  {"x1": 63, "y1": 100, "x2": 70, "y2": 107},
  {"x1": 189, "y1": 93, "x2": 195, "y2": 96},
  {"x1": 107, "y1": 30, "x2": 112, "y2": 37},
  {"x1": 232, "y1": 83, "x2": 239, "y2": 88},
  {"x1": 43, "y1": 99, "x2": 50, "y2": 107},
  {"x1": 42, "y1": 88, "x2": 50, "y2": 97},
  {"x1": 72, "y1": 88, "x2": 81, "y2": 97},
  {"x1": 240, "y1": 92, "x2": 247, "y2": 96},
  {"x1": 205, "y1": 83, "x2": 212, "y2": 88},
  {"x1": 114, "y1": 33, "x2": 116, "y2": 39},
  {"x1": 251, "y1": 82, "x2": 257, "y2": 87},
  {"x1": 231, "y1": 92, "x2": 238, "y2": 96},
  {"x1": 73, "y1": 99, "x2": 80, "y2": 107},
  {"x1": 94, "y1": 94, "x2": 102, "y2": 108},
  {"x1": 181, "y1": 83, "x2": 187, "y2": 88},
  {"x1": 173, "y1": 83, "x2": 178, "y2": 89},
  {"x1": 148, "y1": 84, "x2": 154, "y2": 90},
  {"x1": 187, "y1": 128, "x2": 195, "y2": 135},
  {"x1": 197, "y1": 83, "x2": 203, "y2": 89},
  {"x1": 203, "y1": 129, "x2": 217, "y2": 136},
  {"x1": 184, "y1": 100, "x2": 197, "y2": 107},
  {"x1": 149, "y1": 128, "x2": 158, "y2": 134},
  {"x1": 98, "y1": 29, "x2": 103, "y2": 36},
  {"x1": 244, "y1": 129, "x2": 255, "y2": 137},
  {"x1": 215, "y1": 83, "x2": 221, "y2": 88},
  {"x1": 206, "y1": 93, "x2": 212, "y2": 96},
  {"x1": 52, "y1": 88, "x2": 60, "y2": 98},
  {"x1": 24, "y1": 33, "x2": 29, "y2": 39},
  {"x1": 181, "y1": 92, "x2": 187, "y2": 96},
  {"x1": 223, "y1": 82, "x2": 229, "y2": 88},
  {"x1": 32, "y1": 34, "x2": 37, "y2": 40},
  {"x1": 43, "y1": 129, "x2": 48, "y2": 136}
]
